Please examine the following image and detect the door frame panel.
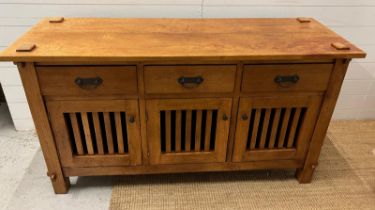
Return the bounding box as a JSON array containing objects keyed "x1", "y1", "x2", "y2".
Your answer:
[
  {"x1": 233, "y1": 95, "x2": 322, "y2": 162},
  {"x1": 146, "y1": 98, "x2": 232, "y2": 165},
  {"x1": 47, "y1": 100, "x2": 142, "y2": 168}
]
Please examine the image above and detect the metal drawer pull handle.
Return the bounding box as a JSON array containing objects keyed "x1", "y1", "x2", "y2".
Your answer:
[
  {"x1": 128, "y1": 115, "x2": 135, "y2": 123},
  {"x1": 178, "y1": 76, "x2": 204, "y2": 88},
  {"x1": 75, "y1": 77, "x2": 103, "y2": 90},
  {"x1": 274, "y1": 75, "x2": 299, "y2": 87},
  {"x1": 223, "y1": 114, "x2": 229, "y2": 121},
  {"x1": 241, "y1": 114, "x2": 248, "y2": 120}
]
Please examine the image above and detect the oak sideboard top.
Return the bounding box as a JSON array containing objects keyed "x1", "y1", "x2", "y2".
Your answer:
[{"x1": 0, "y1": 18, "x2": 366, "y2": 62}]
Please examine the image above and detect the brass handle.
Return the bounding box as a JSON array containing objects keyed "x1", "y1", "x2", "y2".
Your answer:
[
  {"x1": 75, "y1": 76, "x2": 103, "y2": 90},
  {"x1": 274, "y1": 75, "x2": 299, "y2": 87},
  {"x1": 128, "y1": 115, "x2": 135, "y2": 123},
  {"x1": 241, "y1": 114, "x2": 248, "y2": 120},
  {"x1": 178, "y1": 76, "x2": 204, "y2": 88}
]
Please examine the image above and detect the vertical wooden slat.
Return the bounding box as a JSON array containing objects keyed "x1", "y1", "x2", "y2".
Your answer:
[
  {"x1": 268, "y1": 109, "x2": 281, "y2": 149},
  {"x1": 277, "y1": 108, "x2": 292, "y2": 148},
  {"x1": 103, "y1": 112, "x2": 114, "y2": 154},
  {"x1": 249, "y1": 109, "x2": 261, "y2": 149},
  {"x1": 194, "y1": 110, "x2": 202, "y2": 152},
  {"x1": 204, "y1": 110, "x2": 213, "y2": 152},
  {"x1": 92, "y1": 112, "x2": 104, "y2": 155},
  {"x1": 259, "y1": 109, "x2": 271, "y2": 149},
  {"x1": 185, "y1": 110, "x2": 192, "y2": 152},
  {"x1": 165, "y1": 110, "x2": 172, "y2": 153},
  {"x1": 115, "y1": 112, "x2": 125, "y2": 154},
  {"x1": 175, "y1": 110, "x2": 182, "y2": 152},
  {"x1": 81, "y1": 112, "x2": 94, "y2": 155},
  {"x1": 69, "y1": 113, "x2": 84, "y2": 155},
  {"x1": 287, "y1": 108, "x2": 302, "y2": 148}
]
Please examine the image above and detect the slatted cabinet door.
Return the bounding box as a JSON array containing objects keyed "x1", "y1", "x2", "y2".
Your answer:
[
  {"x1": 47, "y1": 100, "x2": 142, "y2": 168},
  {"x1": 146, "y1": 98, "x2": 232, "y2": 164},
  {"x1": 232, "y1": 95, "x2": 322, "y2": 162}
]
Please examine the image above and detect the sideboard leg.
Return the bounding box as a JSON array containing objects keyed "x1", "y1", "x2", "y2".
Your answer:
[
  {"x1": 51, "y1": 176, "x2": 70, "y2": 194},
  {"x1": 295, "y1": 164, "x2": 317, "y2": 183},
  {"x1": 296, "y1": 59, "x2": 350, "y2": 183},
  {"x1": 17, "y1": 62, "x2": 70, "y2": 194},
  {"x1": 47, "y1": 172, "x2": 70, "y2": 194}
]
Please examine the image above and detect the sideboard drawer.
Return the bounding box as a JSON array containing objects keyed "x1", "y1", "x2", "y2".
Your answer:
[
  {"x1": 144, "y1": 65, "x2": 236, "y2": 94},
  {"x1": 242, "y1": 64, "x2": 333, "y2": 92},
  {"x1": 37, "y1": 66, "x2": 138, "y2": 96}
]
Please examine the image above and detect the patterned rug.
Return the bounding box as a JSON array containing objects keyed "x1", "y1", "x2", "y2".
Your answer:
[{"x1": 110, "y1": 121, "x2": 375, "y2": 210}]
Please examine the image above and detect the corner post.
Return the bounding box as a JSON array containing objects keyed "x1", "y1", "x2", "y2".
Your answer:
[
  {"x1": 296, "y1": 59, "x2": 350, "y2": 183},
  {"x1": 17, "y1": 62, "x2": 70, "y2": 193}
]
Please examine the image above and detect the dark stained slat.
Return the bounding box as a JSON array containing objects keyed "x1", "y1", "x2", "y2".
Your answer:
[
  {"x1": 103, "y1": 112, "x2": 114, "y2": 154},
  {"x1": 115, "y1": 112, "x2": 125, "y2": 154},
  {"x1": 287, "y1": 108, "x2": 302, "y2": 148},
  {"x1": 278, "y1": 108, "x2": 292, "y2": 148},
  {"x1": 250, "y1": 109, "x2": 261, "y2": 150},
  {"x1": 165, "y1": 111, "x2": 172, "y2": 153},
  {"x1": 204, "y1": 110, "x2": 213, "y2": 152},
  {"x1": 81, "y1": 112, "x2": 94, "y2": 155},
  {"x1": 185, "y1": 110, "x2": 192, "y2": 152},
  {"x1": 259, "y1": 109, "x2": 271, "y2": 149},
  {"x1": 195, "y1": 110, "x2": 203, "y2": 152},
  {"x1": 268, "y1": 109, "x2": 281, "y2": 149},
  {"x1": 92, "y1": 112, "x2": 104, "y2": 155},
  {"x1": 69, "y1": 113, "x2": 84, "y2": 155}
]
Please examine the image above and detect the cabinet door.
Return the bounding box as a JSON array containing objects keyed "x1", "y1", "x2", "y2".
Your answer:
[
  {"x1": 47, "y1": 100, "x2": 142, "y2": 168},
  {"x1": 233, "y1": 95, "x2": 322, "y2": 162},
  {"x1": 146, "y1": 98, "x2": 232, "y2": 165}
]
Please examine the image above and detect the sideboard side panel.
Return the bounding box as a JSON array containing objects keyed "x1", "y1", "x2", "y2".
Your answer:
[
  {"x1": 296, "y1": 59, "x2": 350, "y2": 183},
  {"x1": 17, "y1": 62, "x2": 70, "y2": 194}
]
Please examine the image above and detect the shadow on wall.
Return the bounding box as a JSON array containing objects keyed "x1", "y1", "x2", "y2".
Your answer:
[
  {"x1": 0, "y1": 84, "x2": 6, "y2": 103},
  {"x1": 0, "y1": 83, "x2": 15, "y2": 130}
]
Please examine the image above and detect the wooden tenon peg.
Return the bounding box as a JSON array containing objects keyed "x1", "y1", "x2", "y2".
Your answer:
[
  {"x1": 49, "y1": 17, "x2": 64, "y2": 23},
  {"x1": 297, "y1": 17, "x2": 311, "y2": 23},
  {"x1": 16, "y1": 44, "x2": 36, "y2": 52},
  {"x1": 331, "y1": 42, "x2": 350, "y2": 50}
]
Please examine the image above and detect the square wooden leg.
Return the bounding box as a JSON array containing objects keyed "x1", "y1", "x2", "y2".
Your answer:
[
  {"x1": 295, "y1": 165, "x2": 316, "y2": 183},
  {"x1": 295, "y1": 60, "x2": 350, "y2": 184},
  {"x1": 50, "y1": 175, "x2": 70, "y2": 194},
  {"x1": 18, "y1": 63, "x2": 71, "y2": 194}
]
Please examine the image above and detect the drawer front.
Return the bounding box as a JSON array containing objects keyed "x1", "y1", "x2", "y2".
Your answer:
[
  {"x1": 242, "y1": 64, "x2": 333, "y2": 92},
  {"x1": 144, "y1": 65, "x2": 236, "y2": 94},
  {"x1": 37, "y1": 66, "x2": 137, "y2": 96}
]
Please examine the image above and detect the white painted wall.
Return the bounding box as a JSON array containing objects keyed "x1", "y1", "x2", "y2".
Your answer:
[{"x1": 0, "y1": 0, "x2": 374, "y2": 130}]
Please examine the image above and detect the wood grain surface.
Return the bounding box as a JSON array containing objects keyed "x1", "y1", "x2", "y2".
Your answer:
[{"x1": 0, "y1": 18, "x2": 366, "y2": 62}]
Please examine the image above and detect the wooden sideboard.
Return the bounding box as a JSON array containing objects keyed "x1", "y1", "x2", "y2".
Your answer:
[{"x1": 0, "y1": 18, "x2": 365, "y2": 194}]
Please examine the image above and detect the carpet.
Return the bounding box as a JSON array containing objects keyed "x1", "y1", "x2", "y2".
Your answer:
[{"x1": 110, "y1": 121, "x2": 375, "y2": 210}]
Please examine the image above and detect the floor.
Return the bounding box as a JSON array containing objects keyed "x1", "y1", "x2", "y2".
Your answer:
[
  {"x1": 0, "y1": 103, "x2": 112, "y2": 210},
  {"x1": 110, "y1": 119, "x2": 375, "y2": 209},
  {"x1": 0, "y1": 102, "x2": 374, "y2": 210}
]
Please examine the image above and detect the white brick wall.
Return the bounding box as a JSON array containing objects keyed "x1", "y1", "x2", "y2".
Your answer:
[{"x1": 0, "y1": 0, "x2": 374, "y2": 130}]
